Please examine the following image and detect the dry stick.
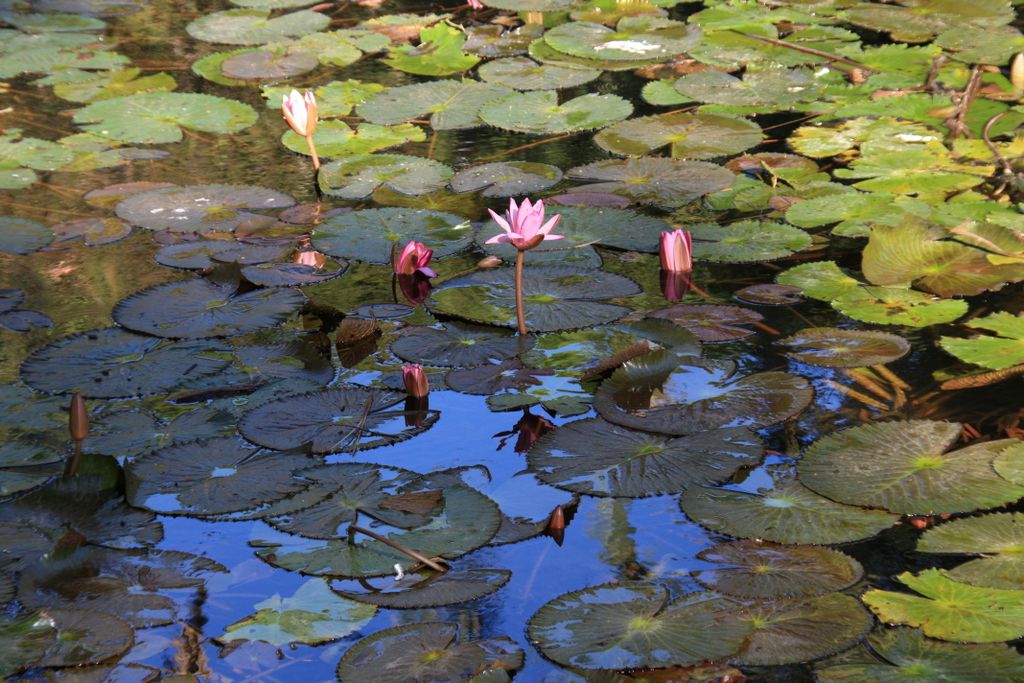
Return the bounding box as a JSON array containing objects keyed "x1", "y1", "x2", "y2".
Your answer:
[
  {"x1": 478, "y1": 133, "x2": 578, "y2": 162},
  {"x1": 346, "y1": 396, "x2": 376, "y2": 455},
  {"x1": 982, "y1": 112, "x2": 1014, "y2": 178},
  {"x1": 426, "y1": 129, "x2": 438, "y2": 160},
  {"x1": 752, "y1": 320, "x2": 781, "y2": 336},
  {"x1": 946, "y1": 65, "x2": 984, "y2": 139},
  {"x1": 843, "y1": 368, "x2": 894, "y2": 403},
  {"x1": 181, "y1": 128, "x2": 218, "y2": 146},
  {"x1": 729, "y1": 31, "x2": 874, "y2": 71},
  {"x1": 348, "y1": 524, "x2": 447, "y2": 573},
  {"x1": 825, "y1": 378, "x2": 888, "y2": 411},
  {"x1": 872, "y1": 364, "x2": 911, "y2": 391},
  {"x1": 941, "y1": 364, "x2": 1024, "y2": 390}
]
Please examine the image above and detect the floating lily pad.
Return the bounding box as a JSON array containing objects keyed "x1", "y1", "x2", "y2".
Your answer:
[
  {"x1": 918, "y1": 512, "x2": 1024, "y2": 589},
  {"x1": 240, "y1": 386, "x2": 438, "y2": 453},
  {"x1": 50, "y1": 216, "x2": 131, "y2": 246},
  {"x1": 528, "y1": 418, "x2": 761, "y2": 497},
  {"x1": 798, "y1": 421, "x2": 1024, "y2": 515},
  {"x1": 480, "y1": 90, "x2": 632, "y2": 135},
  {"x1": 318, "y1": 154, "x2": 453, "y2": 199},
  {"x1": 833, "y1": 286, "x2": 969, "y2": 328},
  {"x1": 862, "y1": 569, "x2": 1024, "y2": 643},
  {"x1": 735, "y1": 284, "x2": 803, "y2": 306},
  {"x1": 0, "y1": 612, "x2": 55, "y2": 676},
  {"x1": 680, "y1": 475, "x2": 899, "y2": 545},
  {"x1": 544, "y1": 17, "x2": 701, "y2": 62},
  {"x1": 732, "y1": 593, "x2": 871, "y2": 666},
  {"x1": 450, "y1": 161, "x2": 562, "y2": 198},
  {"x1": 254, "y1": 484, "x2": 500, "y2": 577},
  {"x1": 333, "y1": 568, "x2": 511, "y2": 609},
  {"x1": 391, "y1": 322, "x2": 528, "y2": 368},
  {"x1": 20, "y1": 328, "x2": 231, "y2": 398},
  {"x1": 567, "y1": 157, "x2": 734, "y2": 207},
  {"x1": 478, "y1": 57, "x2": 599, "y2": 90},
  {"x1": 312, "y1": 207, "x2": 470, "y2": 263},
  {"x1": 0, "y1": 440, "x2": 63, "y2": 469},
  {"x1": 687, "y1": 220, "x2": 810, "y2": 262},
  {"x1": 115, "y1": 184, "x2": 294, "y2": 233},
  {"x1": 776, "y1": 260, "x2": 862, "y2": 302},
  {"x1": 0, "y1": 464, "x2": 62, "y2": 498},
  {"x1": 384, "y1": 23, "x2": 480, "y2": 76},
  {"x1": 337, "y1": 622, "x2": 523, "y2": 682},
  {"x1": 84, "y1": 408, "x2": 236, "y2": 459},
  {"x1": 777, "y1": 327, "x2": 911, "y2": 368},
  {"x1": 220, "y1": 48, "x2": 318, "y2": 79},
  {"x1": 241, "y1": 260, "x2": 346, "y2": 287},
  {"x1": 594, "y1": 351, "x2": 812, "y2": 434},
  {"x1": 0, "y1": 216, "x2": 52, "y2": 255},
  {"x1": 940, "y1": 312, "x2": 1024, "y2": 371},
  {"x1": 648, "y1": 304, "x2": 763, "y2": 343},
  {"x1": 529, "y1": 36, "x2": 659, "y2": 71},
  {"x1": 281, "y1": 120, "x2": 424, "y2": 159},
  {"x1": 595, "y1": 112, "x2": 762, "y2": 159},
  {"x1": 428, "y1": 266, "x2": 640, "y2": 333},
  {"x1": 0, "y1": 310, "x2": 52, "y2": 333},
  {"x1": 356, "y1": 80, "x2": 513, "y2": 130},
  {"x1": 696, "y1": 541, "x2": 864, "y2": 598},
  {"x1": 186, "y1": 8, "x2": 329, "y2": 44},
  {"x1": 74, "y1": 93, "x2": 258, "y2": 144},
  {"x1": 218, "y1": 578, "x2": 376, "y2": 647},
  {"x1": 154, "y1": 241, "x2": 288, "y2": 269},
  {"x1": 528, "y1": 582, "x2": 750, "y2": 669},
  {"x1": 34, "y1": 608, "x2": 133, "y2": 668},
  {"x1": 816, "y1": 627, "x2": 1024, "y2": 683},
  {"x1": 263, "y1": 80, "x2": 386, "y2": 119},
  {"x1": 113, "y1": 278, "x2": 305, "y2": 339},
  {"x1": 126, "y1": 437, "x2": 312, "y2": 516},
  {"x1": 191, "y1": 48, "x2": 255, "y2": 86}
]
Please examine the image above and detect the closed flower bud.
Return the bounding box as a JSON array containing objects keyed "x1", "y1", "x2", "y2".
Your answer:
[
  {"x1": 69, "y1": 392, "x2": 88, "y2": 442},
  {"x1": 402, "y1": 364, "x2": 429, "y2": 398}
]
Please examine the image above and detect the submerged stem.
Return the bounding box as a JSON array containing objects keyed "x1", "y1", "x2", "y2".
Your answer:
[{"x1": 515, "y1": 249, "x2": 527, "y2": 336}]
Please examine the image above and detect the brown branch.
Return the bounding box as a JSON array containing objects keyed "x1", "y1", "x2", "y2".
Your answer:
[
  {"x1": 729, "y1": 31, "x2": 874, "y2": 71},
  {"x1": 348, "y1": 524, "x2": 447, "y2": 573}
]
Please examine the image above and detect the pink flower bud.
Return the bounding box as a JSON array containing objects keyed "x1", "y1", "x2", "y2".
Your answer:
[{"x1": 402, "y1": 364, "x2": 429, "y2": 398}]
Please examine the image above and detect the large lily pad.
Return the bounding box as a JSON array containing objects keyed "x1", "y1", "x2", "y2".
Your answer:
[
  {"x1": 918, "y1": 512, "x2": 1024, "y2": 589},
  {"x1": 186, "y1": 8, "x2": 329, "y2": 45},
  {"x1": 696, "y1": 541, "x2": 864, "y2": 599},
  {"x1": 595, "y1": 112, "x2": 762, "y2": 159},
  {"x1": 333, "y1": 568, "x2": 511, "y2": 609},
  {"x1": 220, "y1": 48, "x2": 319, "y2": 79},
  {"x1": 311, "y1": 207, "x2": 470, "y2": 264},
  {"x1": 832, "y1": 286, "x2": 969, "y2": 328},
  {"x1": 0, "y1": 612, "x2": 57, "y2": 676},
  {"x1": 544, "y1": 17, "x2": 701, "y2": 62},
  {"x1": 33, "y1": 608, "x2": 134, "y2": 668},
  {"x1": 480, "y1": 90, "x2": 632, "y2": 135},
  {"x1": 356, "y1": 80, "x2": 513, "y2": 130},
  {"x1": 20, "y1": 328, "x2": 231, "y2": 398},
  {"x1": 428, "y1": 265, "x2": 640, "y2": 333},
  {"x1": 318, "y1": 154, "x2": 453, "y2": 199},
  {"x1": 689, "y1": 220, "x2": 810, "y2": 262},
  {"x1": 862, "y1": 569, "x2": 1024, "y2": 643},
  {"x1": 336, "y1": 622, "x2": 523, "y2": 682},
  {"x1": 281, "y1": 120, "x2": 424, "y2": 159},
  {"x1": 777, "y1": 327, "x2": 911, "y2": 368},
  {"x1": 798, "y1": 421, "x2": 1024, "y2": 514},
  {"x1": 680, "y1": 474, "x2": 899, "y2": 545},
  {"x1": 115, "y1": 184, "x2": 294, "y2": 233},
  {"x1": 594, "y1": 351, "x2": 812, "y2": 435},
  {"x1": 478, "y1": 56, "x2": 599, "y2": 90},
  {"x1": 567, "y1": 157, "x2": 734, "y2": 207},
  {"x1": 239, "y1": 386, "x2": 438, "y2": 453},
  {"x1": 527, "y1": 582, "x2": 750, "y2": 669},
  {"x1": 450, "y1": 161, "x2": 562, "y2": 198},
  {"x1": 74, "y1": 93, "x2": 258, "y2": 144},
  {"x1": 384, "y1": 23, "x2": 480, "y2": 76},
  {"x1": 113, "y1": 278, "x2": 305, "y2": 338},
  {"x1": 390, "y1": 322, "x2": 528, "y2": 368},
  {"x1": 0, "y1": 216, "x2": 52, "y2": 255},
  {"x1": 528, "y1": 418, "x2": 762, "y2": 497},
  {"x1": 217, "y1": 578, "x2": 375, "y2": 647},
  {"x1": 126, "y1": 437, "x2": 312, "y2": 516},
  {"x1": 647, "y1": 304, "x2": 763, "y2": 343},
  {"x1": 84, "y1": 408, "x2": 235, "y2": 459},
  {"x1": 940, "y1": 312, "x2": 1024, "y2": 370}
]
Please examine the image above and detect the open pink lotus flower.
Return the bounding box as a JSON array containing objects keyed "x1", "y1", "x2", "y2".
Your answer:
[
  {"x1": 393, "y1": 241, "x2": 436, "y2": 278},
  {"x1": 402, "y1": 364, "x2": 429, "y2": 398},
  {"x1": 485, "y1": 198, "x2": 563, "y2": 251},
  {"x1": 659, "y1": 229, "x2": 692, "y2": 274},
  {"x1": 281, "y1": 90, "x2": 317, "y2": 138}
]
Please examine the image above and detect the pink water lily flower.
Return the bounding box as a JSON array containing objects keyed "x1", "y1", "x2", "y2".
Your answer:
[
  {"x1": 486, "y1": 198, "x2": 563, "y2": 251},
  {"x1": 402, "y1": 364, "x2": 429, "y2": 398},
  {"x1": 281, "y1": 89, "x2": 317, "y2": 138},
  {"x1": 393, "y1": 241, "x2": 436, "y2": 278},
  {"x1": 467, "y1": 0, "x2": 485, "y2": 8},
  {"x1": 659, "y1": 229, "x2": 692, "y2": 274}
]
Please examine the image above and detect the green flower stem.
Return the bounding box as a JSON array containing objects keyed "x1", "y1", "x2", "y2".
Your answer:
[{"x1": 515, "y1": 249, "x2": 527, "y2": 336}]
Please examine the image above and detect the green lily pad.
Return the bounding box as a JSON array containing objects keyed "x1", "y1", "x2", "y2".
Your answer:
[
  {"x1": 528, "y1": 582, "x2": 751, "y2": 669},
  {"x1": 126, "y1": 437, "x2": 311, "y2": 516},
  {"x1": 390, "y1": 322, "x2": 528, "y2": 367},
  {"x1": 52, "y1": 67, "x2": 176, "y2": 102},
  {"x1": 220, "y1": 48, "x2": 318, "y2": 79},
  {"x1": 689, "y1": 220, "x2": 810, "y2": 262},
  {"x1": 337, "y1": 622, "x2": 523, "y2": 682},
  {"x1": 940, "y1": 312, "x2": 1024, "y2": 370},
  {"x1": 450, "y1": 161, "x2": 562, "y2": 198},
  {"x1": 544, "y1": 17, "x2": 701, "y2": 62},
  {"x1": 529, "y1": 37, "x2": 659, "y2": 71},
  {"x1": 333, "y1": 568, "x2": 511, "y2": 609},
  {"x1": 680, "y1": 474, "x2": 899, "y2": 545},
  {"x1": 218, "y1": 578, "x2": 375, "y2": 647},
  {"x1": 74, "y1": 93, "x2": 258, "y2": 144},
  {"x1": 84, "y1": 408, "x2": 236, "y2": 460},
  {"x1": 241, "y1": 260, "x2": 346, "y2": 287},
  {"x1": 263, "y1": 79, "x2": 387, "y2": 118},
  {"x1": 154, "y1": 241, "x2": 288, "y2": 269},
  {"x1": 862, "y1": 569, "x2": 1024, "y2": 643},
  {"x1": 356, "y1": 80, "x2": 513, "y2": 130},
  {"x1": 843, "y1": 0, "x2": 1012, "y2": 42},
  {"x1": 114, "y1": 184, "x2": 294, "y2": 232},
  {"x1": 567, "y1": 157, "x2": 734, "y2": 207},
  {"x1": 113, "y1": 279, "x2": 305, "y2": 339},
  {"x1": 311, "y1": 207, "x2": 470, "y2": 263},
  {"x1": 254, "y1": 484, "x2": 500, "y2": 577},
  {"x1": 918, "y1": 512, "x2": 1024, "y2": 589},
  {"x1": 832, "y1": 286, "x2": 969, "y2": 328},
  {"x1": 51, "y1": 217, "x2": 132, "y2": 246},
  {"x1": 594, "y1": 351, "x2": 812, "y2": 434},
  {"x1": 696, "y1": 541, "x2": 864, "y2": 598},
  {"x1": 20, "y1": 328, "x2": 231, "y2": 398},
  {"x1": 384, "y1": 23, "x2": 480, "y2": 76},
  {"x1": 528, "y1": 418, "x2": 762, "y2": 497},
  {"x1": 480, "y1": 90, "x2": 632, "y2": 135},
  {"x1": 776, "y1": 261, "x2": 862, "y2": 301},
  {"x1": 186, "y1": 8, "x2": 329, "y2": 45},
  {"x1": 798, "y1": 421, "x2": 1024, "y2": 515},
  {"x1": 0, "y1": 216, "x2": 52, "y2": 255},
  {"x1": 483, "y1": 0, "x2": 573, "y2": 10},
  {"x1": 595, "y1": 112, "x2": 762, "y2": 159},
  {"x1": 282, "y1": 120, "x2": 424, "y2": 159},
  {"x1": 191, "y1": 48, "x2": 254, "y2": 86},
  {"x1": 318, "y1": 154, "x2": 453, "y2": 199},
  {"x1": 777, "y1": 327, "x2": 911, "y2": 368},
  {"x1": 478, "y1": 56, "x2": 600, "y2": 90},
  {"x1": 647, "y1": 304, "x2": 763, "y2": 342},
  {"x1": 428, "y1": 265, "x2": 640, "y2": 333},
  {"x1": 934, "y1": 24, "x2": 1024, "y2": 64},
  {"x1": 733, "y1": 593, "x2": 871, "y2": 666},
  {"x1": 816, "y1": 627, "x2": 1024, "y2": 682},
  {"x1": 0, "y1": 12, "x2": 105, "y2": 32},
  {"x1": 239, "y1": 386, "x2": 438, "y2": 453}
]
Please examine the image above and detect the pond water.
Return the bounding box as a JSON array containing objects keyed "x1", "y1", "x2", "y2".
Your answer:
[{"x1": 2, "y1": 0, "x2": 1024, "y2": 680}]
